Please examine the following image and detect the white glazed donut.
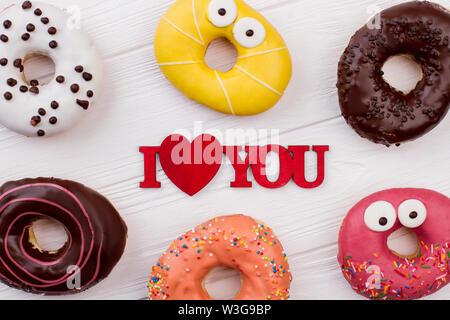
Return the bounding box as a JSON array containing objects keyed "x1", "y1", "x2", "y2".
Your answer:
[{"x1": 0, "y1": 1, "x2": 102, "y2": 137}]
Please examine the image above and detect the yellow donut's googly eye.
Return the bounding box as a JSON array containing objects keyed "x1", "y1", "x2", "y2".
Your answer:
[
  {"x1": 233, "y1": 17, "x2": 266, "y2": 48},
  {"x1": 364, "y1": 201, "x2": 397, "y2": 232},
  {"x1": 208, "y1": 0, "x2": 237, "y2": 27},
  {"x1": 398, "y1": 199, "x2": 427, "y2": 228}
]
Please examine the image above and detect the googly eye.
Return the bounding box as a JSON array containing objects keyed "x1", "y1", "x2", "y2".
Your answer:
[
  {"x1": 233, "y1": 17, "x2": 266, "y2": 48},
  {"x1": 208, "y1": 0, "x2": 237, "y2": 27},
  {"x1": 364, "y1": 201, "x2": 397, "y2": 232},
  {"x1": 398, "y1": 199, "x2": 427, "y2": 228}
]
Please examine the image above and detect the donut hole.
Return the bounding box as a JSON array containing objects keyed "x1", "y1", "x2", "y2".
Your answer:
[
  {"x1": 205, "y1": 38, "x2": 238, "y2": 72},
  {"x1": 387, "y1": 227, "x2": 420, "y2": 259},
  {"x1": 22, "y1": 53, "x2": 56, "y2": 86},
  {"x1": 204, "y1": 266, "x2": 242, "y2": 300},
  {"x1": 381, "y1": 55, "x2": 423, "y2": 94},
  {"x1": 30, "y1": 218, "x2": 68, "y2": 253}
]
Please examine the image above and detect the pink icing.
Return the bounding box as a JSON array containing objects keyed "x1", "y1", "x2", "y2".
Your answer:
[{"x1": 338, "y1": 188, "x2": 450, "y2": 300}]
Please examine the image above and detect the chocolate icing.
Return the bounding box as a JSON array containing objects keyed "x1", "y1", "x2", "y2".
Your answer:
[
  {"x1": 0, "y1": 178, "x2": 127, "y2": 295},
  {"x1": 337, "y1": 1, "x2": 450, "y2": 146}
]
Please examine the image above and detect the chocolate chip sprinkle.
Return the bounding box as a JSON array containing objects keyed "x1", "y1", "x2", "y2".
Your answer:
[
  {"x1": 0, "y1": 34, "x2": 8, "y2": 42},
  {"x1": 34, "y1": 8, "x2": 42, "y2": 16},
  {"x1": 51, "y1": 101, "x2": 59, "y2": 109},
  {"x1": 41, "y1": 17, "x2": 49, "y2": 24},
  {"x1": 83, "y1": 72, "x2": 93, "y2": 81},
  {"x1": 38, "y1": 108, "x2": 46, "y2": 116},
  {"x1": 20, "y1": 85, "x2": 28, "y2": 93},
  {"x1": 76, "y1": 99, "x2": 89, "y2": 110},
  {"x1": 49, "y1": 117, "x2": 57, "y2": 125},
  {"x1": 7, "y1": 78, "x2": 17, "y2": 87},
  {"x1": 29, "y1": 86, "x2": 39, "y2": 94},
  {"x1": 30, "y1": 116, "x2": 41, "y2": 126},
  {"x1": 3, "y1": 20, "x2": 12, "y2": 29},
  {"x1": 13, "y1": 59, "x2": 22, "y2": 68},
  {"x1": 56, "y1": 75, "x2": 65, "y2": 83},
  {"x1": 4, "y1": 92, "x2": 12, "y2": 100},
  {"x1": 22, "y1": 33, "x2": 30, "y2": 41},
  {"x1": 75, "y1": 65, "x2": 84, "y2": 73},
  {"x1": 70, "y1": 84, "x2": 80, "y2": 93},
  {"x1": 22, "y1": 1, "x2": 32, "y2": 10},
  {"x1": 26, "y1": 23, "x2": 35, "y2": 32},
  {"x1": 0, "y1": 58, "x2": 7, "y2": 66},
  {"x1": 48, "y1": 27, "x2": 57, "y2": 35},
  {"x1": 37, "y1": 130, "x2": 45, "y2": 137},
  {"x1": 49, "y1": 40, "x2": 58, "y2": 49},
  {"x1": 87, "y1": 90, "x2": 94, "y2": 98},
  {"x1": 30, "y1": 79, "x2": 39, "y2": 86}
]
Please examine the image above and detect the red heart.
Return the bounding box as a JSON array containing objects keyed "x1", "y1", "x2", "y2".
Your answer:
[{"x1": 159, "y1": 134, "x2": 223, "y2": 196}]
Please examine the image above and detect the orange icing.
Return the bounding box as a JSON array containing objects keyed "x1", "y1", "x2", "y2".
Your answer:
[{"x1": 148, "y1": 215, "x2": 291, "y2": 300}]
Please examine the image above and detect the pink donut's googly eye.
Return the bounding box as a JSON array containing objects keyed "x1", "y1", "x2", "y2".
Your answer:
[
  {"x1": 208, "y1": 0, "x2": 237, "y2": 27},
  {"x1": 398, "y1": 199, "x2": 427, "y2": 228},
  {"x1": 364, "y1": 201, "x2": 397, "y2": 232}
]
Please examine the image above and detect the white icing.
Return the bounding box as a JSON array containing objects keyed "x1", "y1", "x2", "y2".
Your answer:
[
  {"x1": 398, "y1": 199, "x2": 427, "y2": 229},
  {"x1": 0, "y1": 1, "x2": 102, "y2": 137},
  {"x1": 233, "y1": 17, "x2": 266, "y2": 48},
  {"x1": 208, "y1": 0, "x2": 237, "y2": 28},
  {"x1": 364, "y1": 201, "x2": 397, "y2": 232}
]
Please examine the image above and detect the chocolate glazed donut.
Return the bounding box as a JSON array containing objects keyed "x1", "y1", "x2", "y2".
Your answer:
[
  {"x1": 0, "y1": 178, "x2": 127, "y2": 294},
  {"x1": 337, "y1": 1, "x2": 450, "y2": 146}
]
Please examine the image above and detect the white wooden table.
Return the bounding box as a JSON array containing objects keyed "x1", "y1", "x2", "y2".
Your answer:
[{"x1": 0, "y1": 0, "x2": 449, "y2": 300}]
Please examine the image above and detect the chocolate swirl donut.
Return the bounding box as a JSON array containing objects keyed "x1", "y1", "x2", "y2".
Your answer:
[
  {"x1": 0, "y1": 178, "x2": 127, "y2": 294},
  {"x1": 337, "y1": 1, "x2": 450, "y2": 146}
]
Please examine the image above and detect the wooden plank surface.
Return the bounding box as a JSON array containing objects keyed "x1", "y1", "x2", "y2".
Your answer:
[{"x1": 0, "y1": 0, "x2": 448, "y2": 300}]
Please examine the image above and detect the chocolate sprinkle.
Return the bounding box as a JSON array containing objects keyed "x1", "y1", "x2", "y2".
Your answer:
[
  {"x1": 49, "y1": 40, "x2": 58, "y2": 49},
  {"x1": 13, "y1": 59, "x2": 22, "y2": 68},
  {"x1": 29, "y1": 86, "x2": 39, "y2": 94},
  {"x1": 75, "y1": 65, "x2": 84, "y2": 73},
  {"x1": 20, "y1": 86, "x2": 28, "y2": 93},
  {"x1": 34, "y1": 8, "x2": 42, "y2": 16},
  {"x1": 22, "y1": 33, "x2": 30, "y2": 41},
  {"x1": 83, "y1": 72, "x2": 93, "y2": 81},
  {"x1": 30, "y1": 79, "x2": 39, "y2": 86},
  {"x1": 38, "y1": 108, "x2": 46, "y2": 116},
  {"x1": 26, "y1": 24, "x2": 35, "y2": 32},
  {"x1": 49, "y1": 117, "x2": 57, "y2": 125},
  {"x1": 51, "y1": 101, "x2": 59, "y2": 109},
  {"x1": 4, "y1": 92, "x2": 12, "y2": 100},
  {"x1": 87, "y1": 90, "x2": 94, "y2": 98},
  {"x1": 30, "y1": 116, "x2": 41, "y2": 126},
  {"x1": 56, "y1": 75, "x2": 65, "y2": 83},
  {"x1": 3, "y1": 20, "x2": 12, "y2": 29},
  {"x1": 76, "y1": 99, "x2": 89, "y2": 110},
  {"x1": 0, "y1": 58, "x2": 7, "y2": 66},
  {"x1": 7, "y1": 78, "x2": 17, "y2": 87},
  {"x1": 37, "y1": 130, "x2": 45, "y2": 137},
  {"x1": 41, "y1": 17, "x2": 49, "y2": 24},
  {"x1": 22, "y1": 1, "x2": 32, "y2": 10},
  {"x1": 70, "y1": 84, "x2": 80, "y2": 93},
  {"x1": 48, "y1": 27, "x2": 57, "y2": 35},
  {"x1": 0, "y1": 34, "x2": 8, "y2": 42}
]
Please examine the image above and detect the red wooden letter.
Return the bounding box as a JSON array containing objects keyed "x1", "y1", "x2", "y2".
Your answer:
[
  {"x1": 224, "y1": 146, "x2": 252, "y2": 188},
  {"x1": 140, "y1": 146, "x2": 161, "y2": 188},
  {"x1": 289, "y1": 145, "x2": 329, "y2": 189},
  {"x1": 251, "y1": 145, "x2": 293, "y2": 189}
]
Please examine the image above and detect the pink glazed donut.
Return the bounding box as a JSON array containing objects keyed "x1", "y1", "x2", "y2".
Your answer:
[{"x1": 338, "y1": 189, "x2": 450, "y2": 300}]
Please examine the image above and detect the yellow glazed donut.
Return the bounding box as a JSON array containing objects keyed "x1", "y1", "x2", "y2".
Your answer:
[{"x1": 154, "y1": 0, "x2": 292, "y2": 115}]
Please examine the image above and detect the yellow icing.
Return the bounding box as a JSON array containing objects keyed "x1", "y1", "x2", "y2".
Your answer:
[{"x1": 154, "y1": 0, "x2": 292, "y2": 115}]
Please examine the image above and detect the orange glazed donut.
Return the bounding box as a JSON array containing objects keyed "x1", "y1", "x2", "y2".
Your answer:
[{"x1": 148, "y1": 215, "x2": 291, "y2": 300}]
